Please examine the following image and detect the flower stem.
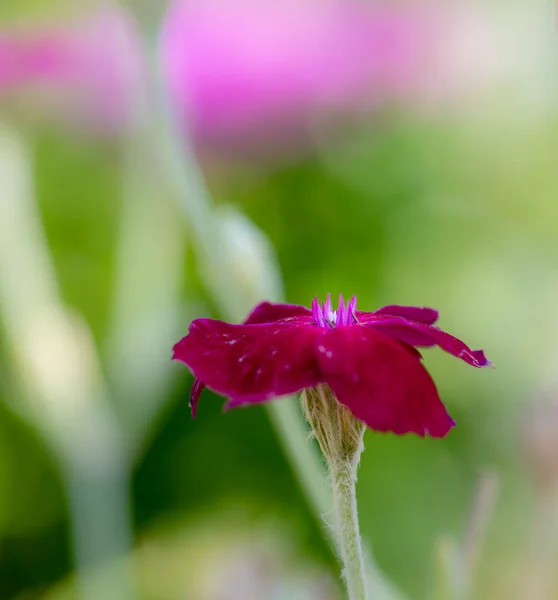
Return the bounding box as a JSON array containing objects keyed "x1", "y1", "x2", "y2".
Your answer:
[
  {"x1": 61, "y1": 451, "x2": 134, "y2": 600},
  {"x1": 331, "y1": 459, "x2": 369, "y2": 600}
]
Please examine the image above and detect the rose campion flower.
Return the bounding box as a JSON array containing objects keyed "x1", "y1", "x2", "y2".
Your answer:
[{"x1": 173, "y1": 294, "x2": 490, "y2": 437}]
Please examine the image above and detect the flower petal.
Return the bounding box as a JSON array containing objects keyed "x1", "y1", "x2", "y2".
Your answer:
[
  {"x1": 190, "y1": 378, "x2": 205, "y2": 418},
  {"x1": 244, "y1": 301, "x2": 313, "y2": 325},
  {"x1": 173, "y1": 318, "x2": 324, "y2": 408},
  {"x1": 368, "y1": 305, "x2": 439, "y2": 325},
  {"x1": 363, "y1": 316, "x2": 490, "y2": 367},
  {"x1": 315, "y1": 326, "x2": 455, "y2": 437}
]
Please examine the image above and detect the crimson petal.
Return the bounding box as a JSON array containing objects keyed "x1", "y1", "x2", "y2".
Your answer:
[
  {"x1": 364, "y1": 317, "x2": 490, "y2": 367},
  {"x1": 173, "y1": 318, "x2": 325, "y2": 408},
  {"x1": 244, "y1": 301, "x2": 313, "y2": 325},
  {"x1": 315, "y1": 326, "x2": 455, "y2": 437},
  {"x1": 190, "y1": 378, "x2": 205, "y2": 418},
  {"x1": 367, "y1": 305, "x2": 439, "y2": 325}
]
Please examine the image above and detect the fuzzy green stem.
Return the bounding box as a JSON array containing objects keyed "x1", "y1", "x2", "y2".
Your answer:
[
  {"x1": 301, "y1": 386, "x2": 369, "y2": 600},
  {"x1": 331, "y1": 459, "x2": 369, "y2": 600}
]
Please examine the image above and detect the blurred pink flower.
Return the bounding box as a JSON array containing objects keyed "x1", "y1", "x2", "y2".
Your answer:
[
  {"x1": 160, "y1": 0, "x2": 499, "y2": 147},
  {"x1": 0, "y1": 7, "x2": 145, "y2": 134}
]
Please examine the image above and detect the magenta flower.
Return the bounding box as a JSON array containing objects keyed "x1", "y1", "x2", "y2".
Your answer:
[
  {"x1": 160, "y1": 0, "x2": 419, "y2": 145},
  {"x1": 0, "y1": 7, "x2": 145, "y2": 134},
  {"x1": 160, "y1": 0, "x2": 501, "y2": 150},
  {"x1": 173, "y1": 295, "x2": 490, "y2": 438}
]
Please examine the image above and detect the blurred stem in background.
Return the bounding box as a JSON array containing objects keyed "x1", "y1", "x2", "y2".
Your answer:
[
  {"x1": 520, "y1": 395, "x2": 558, "y2": 600},
  {"x1": 520, "y1": 483, "x2": 558, "y2": 600},
  {"x1": 0, "y1": 122, "x2": 135, "y2": 600},
  {"x1": 151, "y1": 44, "x2": 407, "y2": 599},
  {"x1": 107, "y1": 130, "x2": 186, "y2": 455},
  {"x1": 434, "y1": 470, "x2": 499, "y2": 600},
  {"x1": 152, "y1": 54, "x2": 334, "y2": 521},
  {"x1": 459, "y1": 470, "x2": 499, "y2": 598}
]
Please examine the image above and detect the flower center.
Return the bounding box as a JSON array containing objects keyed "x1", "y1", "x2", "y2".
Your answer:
[{"x1": 312, "y1": 293, "x2": 357, "y2": 328}]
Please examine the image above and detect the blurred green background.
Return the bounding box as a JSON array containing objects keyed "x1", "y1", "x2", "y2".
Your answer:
[{"x1": 1, "y1": 1, "x2": 558, "y2": 599}]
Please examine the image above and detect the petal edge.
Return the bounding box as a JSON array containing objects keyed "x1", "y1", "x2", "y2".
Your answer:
[
  {"x1": 174, "y1": 318, "x2": 325, "y2": 406},
  {"x1": 316, "y1": 326, "x2": 455, "y2": 437}
]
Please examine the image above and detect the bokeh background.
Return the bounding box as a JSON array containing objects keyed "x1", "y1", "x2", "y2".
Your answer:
[{"x1": 1, "y1": 1, "x2": 557, "y2": 599}]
